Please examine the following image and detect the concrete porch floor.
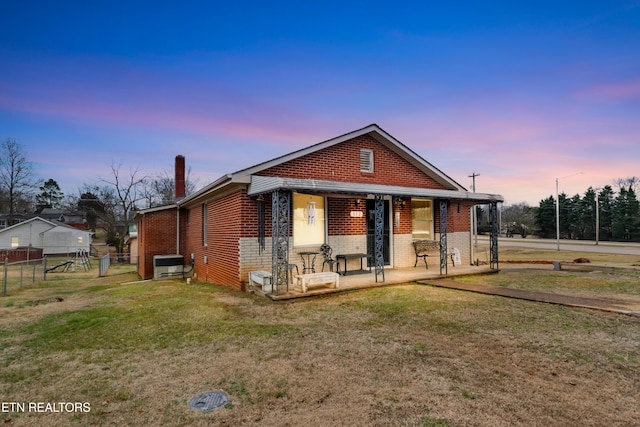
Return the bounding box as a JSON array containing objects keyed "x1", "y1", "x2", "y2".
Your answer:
[{"x1": 266, "y1": 264, "x2": 498, "y2": 301}]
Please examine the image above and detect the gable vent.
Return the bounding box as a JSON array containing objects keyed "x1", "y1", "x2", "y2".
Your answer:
[{"x1": 360, "y1": 149, "x2": 374, "y2": 173}]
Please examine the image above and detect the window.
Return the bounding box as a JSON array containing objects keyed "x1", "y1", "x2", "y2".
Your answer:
[
  {"x1": 202, "y1": 203, "x2": 208, "y2": 246},
  {"x1": 293, "y1": 193, "x2": 326, "y2": 247},
  {"x1": 11, "y1": 236, "x2": 19, "y2": 248},
  {"x1": 77, "y1": 236, "x2": 83, "y2": 244},
  {"x1": 360, "y1": 148, "x2": 374, "y2": 173},
  {"x1": 412, "y1": 199, "x2": 434, "y2": 239}
]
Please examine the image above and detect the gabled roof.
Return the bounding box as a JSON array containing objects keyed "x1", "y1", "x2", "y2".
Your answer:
[
  {"x1": 229, "y1": 124, "x2": 464, "y2": 190},
  {"x1": 134, "y1": 203, "x2": 179, "y2": 219},
  {"x1": 0, "y1": 216, "x2": 59, "y2": 234},
  {"x1": 143, "y1": 123, "x2": 502, "y2": 211}
]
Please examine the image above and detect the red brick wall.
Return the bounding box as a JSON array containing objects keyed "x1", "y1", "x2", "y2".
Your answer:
[
  {"x1": 209, "y1": 191, "x2": 243, "y2": 288},
  {"x1": 176, "y1": 134, "x2": 474, "y2": 290},
  {"x1": 185, "y1": 190, "x2": 247, "y2": 290},
  {"x1": 239, "y1": 191, "x2": 273, "y2": 238},
  {"x1": 137, "y1": 208, "x2": 180, "y2": 279},
  {"x1": 327, "y1": 198, "x2": 367, "y2": 236},
  {"x1": 185, "y1": 202, "x2": 205, "y2": 280},
  {"x1": 434, "y1": 200, "x2": 472, "y2": 234},
  {"x1": 259, "y1": 134, "x2": 447, "y2": 189},
  {"x1": 394, "y1": 198, "x2": 413, "y2": 235}
]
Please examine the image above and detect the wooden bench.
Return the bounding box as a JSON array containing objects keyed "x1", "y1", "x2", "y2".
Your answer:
[{"x1": 294, "y1": 272, "x2": 340, "y2": 293}]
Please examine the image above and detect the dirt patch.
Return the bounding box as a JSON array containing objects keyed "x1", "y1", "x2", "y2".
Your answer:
[{"x1": 25, "y1": 296, "x2": 65, "y2": 306}]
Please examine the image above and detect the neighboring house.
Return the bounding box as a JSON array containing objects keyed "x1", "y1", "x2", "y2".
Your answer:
[
  {"x1": 39, "y1": 208, "x2": 65, "y2": 222},
  {"x1": 127, "y1": 222, "x2": 139, "y2": 264},
  {"x1": 136, "y1": 124, "x2": 503, "y2": 290},
  {"x1": 0, "y1": 217, "x2": 92, "y2": 256},
  {"x1": 0, "y1": 214, "x2": 29, "y2": 230},
  {"x1": 39, "y1": 208, "x2": 88, "y2": 230}
]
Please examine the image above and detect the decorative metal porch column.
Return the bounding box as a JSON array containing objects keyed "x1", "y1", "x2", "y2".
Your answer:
[
  {"x1": 439, "y1": 200, "x2": 448, "y2": 275},
  {"x1": 374, "y1": 194, "x2": 385, "y2": 282},
  {"x1": 271, "y1": 190, "x2": 290, "y2": 293},
  {"x1": 489, "y1": 201, "x2": 499, "y2": 270}
]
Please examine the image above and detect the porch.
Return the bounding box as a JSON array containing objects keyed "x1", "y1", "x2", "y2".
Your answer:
[
  {"x1": 261, "y1": 264, "x2": 498, "y2": 301},
  {"x1": 249, "y1": 179, "x2": 502, "y2": 295}
]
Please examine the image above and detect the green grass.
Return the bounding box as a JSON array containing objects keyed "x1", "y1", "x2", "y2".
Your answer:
[
  {"x1": 455, "y1": 268, "x2": 640, "y2": 297},
  {"x1": 1, "y1": 261, "x2": 639, "y2": 426},
  {"x1": 11, "y1": 282, "x2": 292, "y2": 355}
]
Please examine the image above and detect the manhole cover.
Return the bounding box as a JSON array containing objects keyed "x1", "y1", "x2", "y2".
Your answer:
[{"x1": 188, "y1": 391, "x2": 229, "y2": 412}]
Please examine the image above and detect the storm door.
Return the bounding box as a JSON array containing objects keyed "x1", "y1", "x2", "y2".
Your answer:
[{"x1": 366, "y1": 199, "x2": 390, "y2": 266}]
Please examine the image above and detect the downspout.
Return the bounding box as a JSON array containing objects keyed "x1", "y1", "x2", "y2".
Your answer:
[
  {"x1": 176, "y1": 206, "x2": 180, "y2": 255},
  {"x1": 469, "y1": 205, "x2": 475, "y2": 266}
]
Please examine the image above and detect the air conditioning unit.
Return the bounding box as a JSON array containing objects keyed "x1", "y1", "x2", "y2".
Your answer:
[{"x1": 153, "y1": 255, "x2": 185, "y2": 280}]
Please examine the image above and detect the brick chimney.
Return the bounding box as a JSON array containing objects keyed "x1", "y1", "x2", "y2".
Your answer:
[{"x1": 175, "y1": 155, "x2": 186, "y2": 200}]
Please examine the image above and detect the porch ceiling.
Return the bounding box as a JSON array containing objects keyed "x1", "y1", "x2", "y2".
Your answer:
[{"x1": 247, "y1": 175, "x2": 504, "y2": 203}]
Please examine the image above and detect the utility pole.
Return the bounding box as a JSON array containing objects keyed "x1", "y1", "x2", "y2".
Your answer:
[
  {"x1": 469, "y1": 172, "x2": 480, "y2": 248},
  {"x1": 594, "y1": 188, "x2": 602, "y2": 246}
]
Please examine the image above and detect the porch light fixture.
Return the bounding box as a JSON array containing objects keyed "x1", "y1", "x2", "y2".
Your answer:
[
  {"x1": 354, "y1": 199, "x2": 362, "y2": 207},
  {"x1": 393, "y1": 197, "x2": 405, "y2": 208}
]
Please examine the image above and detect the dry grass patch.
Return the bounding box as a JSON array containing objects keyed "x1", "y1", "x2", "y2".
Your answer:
[
  {"x1": 1, "y1": 274, "x2": 639, "y2": 426},
  {"x1": 494, "y1": 245, "x2": 640, "y2": 267}
]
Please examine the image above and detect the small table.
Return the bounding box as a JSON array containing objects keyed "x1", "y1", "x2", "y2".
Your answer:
[
  {"x1": 298, "y1": 251, "x2": 319, "y2": 274},
  {"x1": 336, "y1": 253, "x2": 372, "y2": 276}
]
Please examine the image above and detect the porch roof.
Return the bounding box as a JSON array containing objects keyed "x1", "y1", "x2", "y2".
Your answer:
[{"x1": 247, "y1": 175, "x2": 504, "y2": 203}]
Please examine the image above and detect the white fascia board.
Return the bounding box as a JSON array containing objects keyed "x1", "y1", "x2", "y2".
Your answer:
[
  {"x1": 177, "y1": 174, "x2": 233, "y2": 207},
  {"x1": 248, "y1": 176, "x2": 504, "y2": 203}
]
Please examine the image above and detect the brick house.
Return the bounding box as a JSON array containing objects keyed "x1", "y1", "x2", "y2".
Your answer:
[{"x1": 136, "y1": 124, "x2": 503, "y2": 291}]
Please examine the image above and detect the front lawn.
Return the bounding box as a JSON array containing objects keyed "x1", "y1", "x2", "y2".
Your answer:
[{"x1": 0, "y1": 267, "x2": 638, "y2": 426}]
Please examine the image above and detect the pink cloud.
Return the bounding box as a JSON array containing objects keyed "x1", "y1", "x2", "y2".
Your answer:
[{"x1": 577, "y1": 78, "x2": 640, "y2": 101}]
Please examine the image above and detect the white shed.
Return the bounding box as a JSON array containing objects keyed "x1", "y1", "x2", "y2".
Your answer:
[{"x1": 0, "y1": 217, "x2": 92, "y2": 255}]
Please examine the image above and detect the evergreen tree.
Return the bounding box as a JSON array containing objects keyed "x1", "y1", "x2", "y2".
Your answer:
[
  {"x1": 567, "y1": 193, "x2": 583, "y2": 239},
  {"x1": 576, "y1": 188, "x2": 597, "y2": 240},
  {"x1": 534, "y1": 182, "x2": 639, "y2": 242},
  {"x1": 36, "y1": 178, "x2": 64, "y2": 212},
  {"x1": 630, "y1": 188, "x2": 640, "y2": 241},
  {"x1": 597, "y1": 186, "x2": 615, "y2": 241},
  {"x1": 612, "y1": 187, "x2": 640, "y2": 241},
  {"x1": 558, "y1": 192, "x2": 573, "y2": 239},
  {"x1": 535, "y1": 196, "x2": 556, "y2": 238}
]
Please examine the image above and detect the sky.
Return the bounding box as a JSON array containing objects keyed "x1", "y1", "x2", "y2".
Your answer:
[{"x1": 1, "y1": 1, "x2": 639, "y2": 206}]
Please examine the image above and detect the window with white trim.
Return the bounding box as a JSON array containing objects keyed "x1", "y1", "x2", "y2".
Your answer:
[
  {"x1": 293, "y1": 192, "x2": 326, "y2": 247},
  {"x1": 11, "y1": 236, "x2": 19, "y2": 248},
  {"x1": 412, "y1": 198, "x2": 434, "y2": 239},
  {"x1": 360, "y1": 148, "x2": 374, "y2": 173}
]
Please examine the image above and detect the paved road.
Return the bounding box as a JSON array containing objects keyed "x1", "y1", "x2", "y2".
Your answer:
[{"x1": 476, "y1": 236, "x2": 640, "y2": 256}]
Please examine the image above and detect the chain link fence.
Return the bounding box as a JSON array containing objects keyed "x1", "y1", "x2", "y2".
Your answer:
[
  {"x1": 2, "y1": 253, "x2": 138, "y2": 296},
  {"x1": 99, "y1": 253, "x2": 138, "y2": 277},
  {"x1": 2, "y1": 258, "x2": 46, "y2": 297}
]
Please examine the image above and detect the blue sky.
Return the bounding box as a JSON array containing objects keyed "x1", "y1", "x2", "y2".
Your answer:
[{"x1": 1, "y1": 1, "x2": 639, "y2": 205}]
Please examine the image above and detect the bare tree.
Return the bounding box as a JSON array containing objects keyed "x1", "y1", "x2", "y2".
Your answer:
[
  {"x1": 99, "y1": 163, "x2": 147, "y2": 254},
  {"x1": 614, "y1": 177, "x2": 640, "y2": 194},
  {"x1": 501, "y1": 202, "x2": 535, "y2": 237},
  {"x1": 0, "y1": 138, "x2": 38, "y2": 221},
  {"x1": 142, "y1": 167, "x2": 199, "y2": 208}
]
